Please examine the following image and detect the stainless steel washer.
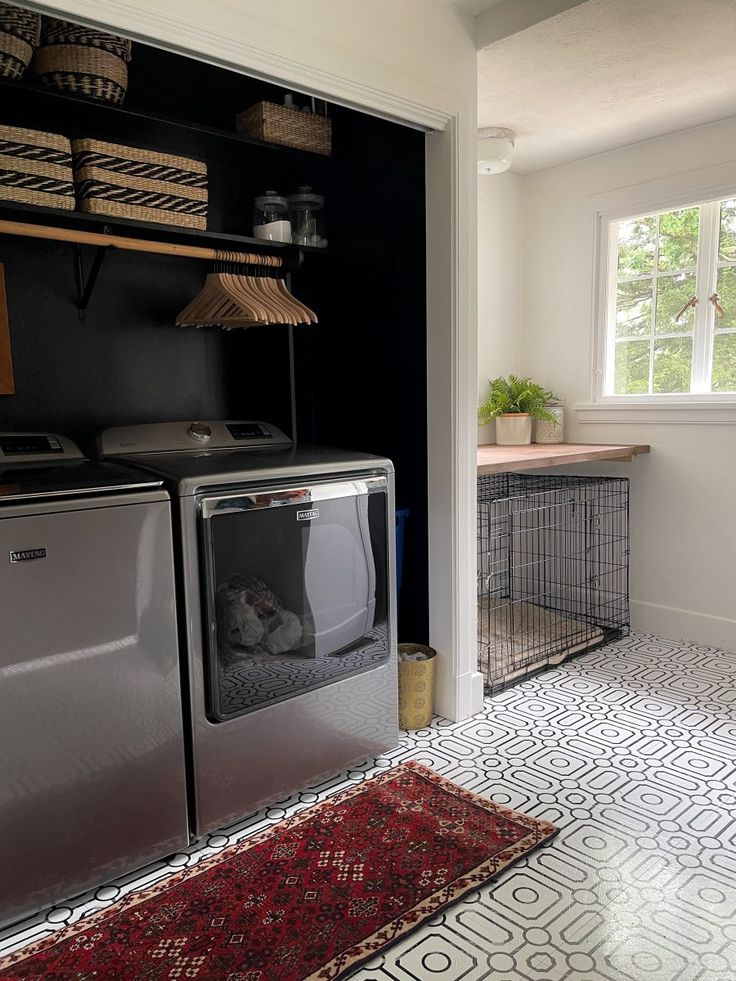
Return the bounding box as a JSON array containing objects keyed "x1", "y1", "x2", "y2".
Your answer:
[
  {"x1": 0, "y1": 432, "x2": 189, "y2": 927},
  {"x1": 98, "y1": 421, "x2": 398, "y2": 837}
]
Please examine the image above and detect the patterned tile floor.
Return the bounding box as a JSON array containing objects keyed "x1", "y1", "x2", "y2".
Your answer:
[{"x1": 1, "y1": 631, "x2": 736, "y2": 980}]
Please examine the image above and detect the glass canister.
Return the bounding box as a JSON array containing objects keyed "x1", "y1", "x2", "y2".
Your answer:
[
  {"x1": 534, "y1": 404, "x2": 565, "y2": 444},
  {"x1": 253, "y1": 190, "x2": 291, "y2": 242},
  {"x1": 287, "y1": 185, "x2": 326, "y2": 248}
]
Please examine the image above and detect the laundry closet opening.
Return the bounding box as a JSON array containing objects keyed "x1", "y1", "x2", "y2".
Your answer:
[{"x1": 0, "y1": 32, "x2": 429, "y2": 643}]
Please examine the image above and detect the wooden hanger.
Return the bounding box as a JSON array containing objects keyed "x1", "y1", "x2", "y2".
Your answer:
[
  {"x1": 176, "y1": 251, "x2": 318, "y2": 328},
  {"x1": 176, "y1": 272, "x2": 261, "y2": 327},
  {"x1": 275, "y1": 276, "x2": 318, "y2": 324}
]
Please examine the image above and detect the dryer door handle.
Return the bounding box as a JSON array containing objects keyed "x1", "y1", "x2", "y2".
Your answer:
[{"x1": 199, "y1": 475, "x2": 388, "y2": 519}]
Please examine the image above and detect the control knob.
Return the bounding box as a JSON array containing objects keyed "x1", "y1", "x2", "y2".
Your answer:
[{"x1": 188, "y1": 422, "x2": 212, "y2": 442}]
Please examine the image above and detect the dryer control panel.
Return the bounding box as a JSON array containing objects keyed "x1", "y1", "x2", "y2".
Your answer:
[{"x1": 97, "y1": 421, "x2": 292, "y2": 456}]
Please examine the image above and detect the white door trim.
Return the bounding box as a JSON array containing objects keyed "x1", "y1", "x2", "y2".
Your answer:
[
  {"x1": 24, "y1": 0, "x2": 453, "y2": 132},
  {"x1": 426, "y1": 115, "x2": 485, "y2": 722},
  {"x1": 24, "y1": 0, "x2": 484, "y2": 721}
]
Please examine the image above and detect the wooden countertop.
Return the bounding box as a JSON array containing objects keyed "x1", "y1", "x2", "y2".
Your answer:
[{"x1": 477, "y1": 443, "x2": 650, "y2": 474}]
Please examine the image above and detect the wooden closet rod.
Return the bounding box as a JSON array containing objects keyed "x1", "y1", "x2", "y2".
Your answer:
[{"x1": 0, "y1": 219, "x2": 284, "y2": 267}]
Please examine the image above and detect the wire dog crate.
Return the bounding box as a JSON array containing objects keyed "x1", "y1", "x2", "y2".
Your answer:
[{"x1": 477, "y1": 473, "x2": 630, "y2": 692}]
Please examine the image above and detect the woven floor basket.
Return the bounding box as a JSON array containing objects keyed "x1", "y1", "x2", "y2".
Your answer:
[
  {"x1": 236, "y1": 102, "x2": 331, "y2": 156},
  {"x1": 32, "y1": 17, "x2": 131, "y2": 104},
  {"x1": 0, "y1": 124, "x2": 75, "y2": 209},
  {"x1": 0, "y1": 3, "x2": 40, "y2": 80},
  {"x1": 72, "y1": 138, "x2": 208, "y2": 229}
]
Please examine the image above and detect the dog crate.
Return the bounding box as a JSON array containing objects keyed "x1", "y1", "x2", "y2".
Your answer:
[{"x1": 477, "y1": 473, "x2": 629, "y2": 692}]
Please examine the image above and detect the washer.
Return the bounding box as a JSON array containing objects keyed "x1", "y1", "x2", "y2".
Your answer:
[
  {"x1": 98, "y1": 421, "x2": 398, "y2": 837},
  {"x1": 0, "y1": 432, "x2": 189, "y2": 927}
]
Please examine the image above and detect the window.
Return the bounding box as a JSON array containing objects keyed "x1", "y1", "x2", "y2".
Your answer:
[{"x1": 602, "y1": 196, "x2": 736, "y2": 398}]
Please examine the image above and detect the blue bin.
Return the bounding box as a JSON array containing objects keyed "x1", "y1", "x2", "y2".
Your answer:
[{"x1": 395, "y1": 508, "x2": 410, "y2": 603}]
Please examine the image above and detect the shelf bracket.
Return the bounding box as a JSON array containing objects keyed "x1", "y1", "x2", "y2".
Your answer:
[{"x1": 74, "y1": 244, "x2": 110, "y2": 317}]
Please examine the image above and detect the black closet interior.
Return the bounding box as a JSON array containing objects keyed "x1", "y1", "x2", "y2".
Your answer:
[{"x1": 0, "y1": 33, "x2": 429, "y2": 642}]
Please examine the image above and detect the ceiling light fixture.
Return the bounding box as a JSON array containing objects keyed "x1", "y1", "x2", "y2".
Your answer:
[{"x1": 478, "y1": 127, "x2": 515, "y2": 175}]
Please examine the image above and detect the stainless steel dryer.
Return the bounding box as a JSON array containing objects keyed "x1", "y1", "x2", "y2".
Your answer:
[
  {"x1": 98, "y1": 421, "x2": 398, "y2": 837},
  {"x1": 0, "y1": 432, "x2": 189, "y2": 927}
]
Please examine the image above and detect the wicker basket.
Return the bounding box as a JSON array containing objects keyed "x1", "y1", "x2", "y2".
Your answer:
[
  {"x1": 32, "y1": 17, "x2": 132, "y2": 105},
  {"x1": 397, "y1": 644, "x2": 437, "y2": 730},
  {"x1": 0, "y1": 124, "x2": 75, "y2": 209},
  {"x1": 72, "y1": 138, "x2": 208, "y2": 229},
  {"x1": 236, "y1": 102, "x2": 331, "y2": 156},
  {"x1": 0, "y1": 3, "x2": 40, "y2": 80},
  {"x1": 39, "y1": 18, "x2": 131, "y2": 59}
]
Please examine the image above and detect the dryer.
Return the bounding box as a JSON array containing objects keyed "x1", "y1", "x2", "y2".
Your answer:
[{"x1": 98, "y1": 421, "x2": 398, "y2": 837}]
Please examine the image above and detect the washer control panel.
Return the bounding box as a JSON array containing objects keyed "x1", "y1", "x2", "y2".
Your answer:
[
  {"x1": 0, "y1": 432, "x2": 85, "y2": 464},
  {"x1": 98, "y1": 421, "x2": 292, "y2": 456}
]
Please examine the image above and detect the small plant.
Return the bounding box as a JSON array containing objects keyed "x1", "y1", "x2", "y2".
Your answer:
[{"x1": 478, "y1": 375, "x2": 558, "y2": 424}]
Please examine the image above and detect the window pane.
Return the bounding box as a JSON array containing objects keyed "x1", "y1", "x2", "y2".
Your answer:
[
  {"x1": 617, "y1": 216, "x2": 656, "y2": 278},
  {"x1": 712, "y1": 333, "x2": 736, "y2": 392},
  {"x1": 716, "y1": 266, "x2": 736, "y2": 328},
  {"x1": 652, "y1": 337, "x2": 692, "y2": 393},
  {"x1": 720, "y1": 199, "x2": 736, "y2": 262},
  {"x1": 616, "y1": 279, "x2": 652, "y2": 337},
  {"x1": 614, "y1": 340, "x2": 650, "y2": 394},
  {"x1": 655, "y1": 273, "x2": 696, "y2": 334},
  {"x1": 658, "y1": 207, "x2": 699, "y2": 271}
]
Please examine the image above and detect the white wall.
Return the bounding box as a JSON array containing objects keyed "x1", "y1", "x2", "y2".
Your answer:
[
  {"x1": 477, "y1": 171, "x2": 523, "y2": 443},
  {"x1": 33, "y1": 0, "x2": 484, "y2": 719},
  {"x1": 519, "y1": 116, "x2": 736, "y2": 650}
]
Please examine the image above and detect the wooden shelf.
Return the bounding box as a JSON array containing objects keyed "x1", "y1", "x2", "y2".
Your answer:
[
  {"x1": 0, "y1": 201, "x2": 330, "y2": 257},
  {"x1": 0, "y1": 77, "x2": 333, "y2": 168},
  {"x1": 0, "y1": 76, "x2": 337, "y2": 261},
  {"x1": 477, "y1": 443, "x2": 650, "y2": 474}
]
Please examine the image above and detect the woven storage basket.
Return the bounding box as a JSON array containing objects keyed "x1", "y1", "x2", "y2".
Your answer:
[
  {"x1": 32, "y1": 17, "x2": 131, "y2": 105},
  {"x1": 72, "y1": 138, "x2": 208, "y2": 229},
  {"x1": 0, "y1": 124, "x2": 74, "y2": 209},
  {"x1": 0, "y1": 3, "x2": 40, "y2": 79},
  {"x1": 236, "y1": 102, "x2": 331, "y2": 156},
  {"x1": 397, "y1": 644, "x2": 437, "y2": 730}
]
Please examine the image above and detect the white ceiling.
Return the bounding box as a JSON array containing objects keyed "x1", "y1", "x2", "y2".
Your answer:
[{"x1": 478, "y1": 0, "x2": 736, "y2": 173}]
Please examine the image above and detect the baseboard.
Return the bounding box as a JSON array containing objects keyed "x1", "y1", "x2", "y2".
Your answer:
[
  {"x1": 435, "y1": 668, "x2": 485, "y2": 722},
  {"x1": 631, "y1": 600, "x2": 736, "y2": 652}
]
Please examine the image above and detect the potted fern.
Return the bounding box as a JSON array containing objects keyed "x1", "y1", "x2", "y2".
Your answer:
[{"x1": 478, "y1": 375, "x2": 558, "y2": 445}]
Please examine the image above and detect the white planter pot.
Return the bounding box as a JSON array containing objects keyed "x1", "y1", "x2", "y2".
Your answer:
[
  {"x1": 534, "y1": 406, "x2": 565, "y2": 444},
  {"x1": 495, "y1": 414, "x2": 532, "y2": 445}
]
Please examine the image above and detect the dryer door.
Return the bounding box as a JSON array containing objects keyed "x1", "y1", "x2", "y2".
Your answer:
[{"x1": 199, "y1": 475, "x2": 391, "y2": 721}]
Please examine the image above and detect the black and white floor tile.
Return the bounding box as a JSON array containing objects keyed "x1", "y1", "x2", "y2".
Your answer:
[
  {"x1": 219, "y1": 623, "x2": 389, "y2": 714},
  {"x1": 1, "y1": 631, "x2": 735, "y2": 980}
]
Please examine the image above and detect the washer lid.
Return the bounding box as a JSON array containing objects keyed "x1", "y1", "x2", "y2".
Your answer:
[{"x1": 0, "y1": 460, "x2": 163, "y2": 503}]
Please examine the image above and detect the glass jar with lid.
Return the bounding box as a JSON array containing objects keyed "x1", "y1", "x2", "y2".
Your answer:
[
  {"x1": 287, "y1": 186, "x2": 326, "y2": 248},
  {"x1": 253, "y1": 190, "x2": 291, "y2": 243}
]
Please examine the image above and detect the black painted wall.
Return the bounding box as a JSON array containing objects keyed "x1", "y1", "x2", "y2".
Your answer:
[
  {"x1": 0, "y1": 242, "x2": 226, "y2": 449},
  {"x1": 0, "y1": 34, "x2": 428, "y2": 641}
]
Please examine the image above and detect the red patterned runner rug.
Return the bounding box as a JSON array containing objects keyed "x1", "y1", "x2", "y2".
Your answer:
[{"x1": 0, "y1": 761, "x2": 557, "y2": 980}]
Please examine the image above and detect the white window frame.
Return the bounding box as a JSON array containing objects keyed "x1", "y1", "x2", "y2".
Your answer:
[{"x1": 590, "y1": 172, "x2": 736, "y2": 410}]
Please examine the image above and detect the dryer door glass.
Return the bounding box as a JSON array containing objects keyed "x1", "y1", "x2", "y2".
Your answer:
[{"x1": 200, "y1": 476, "x2": 391, "y2": 721}]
